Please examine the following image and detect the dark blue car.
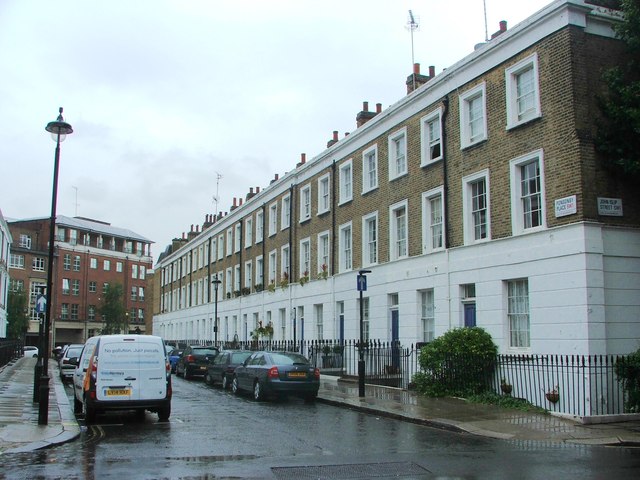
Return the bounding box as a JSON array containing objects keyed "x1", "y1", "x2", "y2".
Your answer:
[{"x1": 167, "y1": 348, "x2": 182, "y2": 373}]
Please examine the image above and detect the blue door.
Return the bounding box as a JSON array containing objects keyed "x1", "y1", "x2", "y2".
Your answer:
[
  {"x1": 464, "y1": 303, "x2": 476, "y2": 327},
  {"x1": 391, "y1": 309, "x2": 400, "y2": 371}
]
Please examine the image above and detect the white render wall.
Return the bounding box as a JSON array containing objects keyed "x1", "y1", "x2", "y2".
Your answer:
[{"x1": 154, "y1": 222, "x2": 640, "y2": 356}]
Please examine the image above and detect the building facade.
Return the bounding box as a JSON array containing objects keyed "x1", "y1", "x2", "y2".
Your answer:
[
  {"x1": 0, "y1": 209, "x2": 12, "y2": 338},
  {"x1": 8, "y1": 215, "x2": 153, "y2": 346},
  {"x1": 153, "y1": 0, "x2": 639, "y2": 356}
]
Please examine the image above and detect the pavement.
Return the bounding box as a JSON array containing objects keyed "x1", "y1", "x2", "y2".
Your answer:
[{"x1": 1, "y1": 357, "x2": 640, "y2": 456}]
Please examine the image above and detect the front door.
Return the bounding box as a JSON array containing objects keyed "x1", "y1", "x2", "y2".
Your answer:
[
  {"x1": 464, "y1": 303, "x2": 476, "y2": 327},
  {"x1": 391, "y1": 309, "x2": 400, "y2": 370}
]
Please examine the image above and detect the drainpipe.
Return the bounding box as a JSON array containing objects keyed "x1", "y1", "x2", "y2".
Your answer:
[
  {"x1": 441, "y1": 95, "x2": 452, "y2": 330},
  {"x1": 331, "y1": 160, "x2": 337, "y2": 277}
]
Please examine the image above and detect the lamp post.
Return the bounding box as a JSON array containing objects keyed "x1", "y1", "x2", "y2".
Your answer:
[
  {"x1": 212, "y1": 275, "x2": 221, "y2": 345},
  {"x1": 357, "y1": 269, "x2": 371, "y2": 398},
  {"x1": 39, "y1": 107, "x2": 73, "y2": 425}
]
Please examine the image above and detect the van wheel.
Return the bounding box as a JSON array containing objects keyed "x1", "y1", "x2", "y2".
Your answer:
[
  {"x1": 73, "y1": 396, "x2": 82, "y2": 414},
  {"x1": 158, "y1": 403, "x2": 171, "y2": 421},
  {"x1": 83, "y1": 398, "x2": 96, "y2": 424},
  {"x1": 221, "y1": 375, "x2": 229, "y2": 390}
]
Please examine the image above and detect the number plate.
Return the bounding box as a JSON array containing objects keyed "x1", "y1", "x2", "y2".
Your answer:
[
  {"x1": 106, "y1": 388, "x2": 131, "y2": 396},
  {"x1": 287, "y1": 372, "x2": 306, "y2": 378}
]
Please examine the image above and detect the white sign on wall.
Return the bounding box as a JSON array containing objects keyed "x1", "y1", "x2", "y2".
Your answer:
[
  {"x1": 597, "y1": 197, "x2": 623, "y2": 217},
  {"x1": 555, "y1": 195, "x2": 577, "y2": 218}
]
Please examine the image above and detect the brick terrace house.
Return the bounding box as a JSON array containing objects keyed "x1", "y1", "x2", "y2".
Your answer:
[
  {"x1": 0, "y1": 209, "x2": 12, "y2": 338},
  {"x1": 152, "y1": 0, "x2": 639, "y2": 356},
  {"x1": 8, "y1": 215, "x2": 153, "y2": 346}
]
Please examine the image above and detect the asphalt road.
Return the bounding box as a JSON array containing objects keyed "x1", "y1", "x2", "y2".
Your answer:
[{"x1": 1, "y1": 374, "x2": 639, "y2": 479}]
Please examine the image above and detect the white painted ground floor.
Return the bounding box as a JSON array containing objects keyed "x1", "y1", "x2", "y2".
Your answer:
[{"x1": 153, "y1": 222, "x2": 640, "y2": 356}]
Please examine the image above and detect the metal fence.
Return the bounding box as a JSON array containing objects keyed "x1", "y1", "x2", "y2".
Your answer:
[
  {"x1": 0, "y1": 339, "x2": 23, "y2": 369},
  {"x1": 166, "y1": 337, "x2": 632, "y2": 417}
]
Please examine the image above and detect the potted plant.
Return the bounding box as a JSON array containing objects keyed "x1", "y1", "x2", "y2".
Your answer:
[
  {"x1": 500, "y1": 378, "x2": 512, "y2": 395},
  {"x1": 255, "y1": 283, "x2": 264, "y2": 292},
  {"x1": 279, "y1": 272, "x2": 289, "y2": 290},
  {"x1": 546, "y1": 386, "x2": 560, "y2": 403},
  {"x1": 241, "y1": 287, "x2": 251, "y2": 296},
  {"x1": 299, "y1": 270, "x2": 310, "y2": 286},
  {"x1": 317, "y1": 263, "x2": 328, "y2": 280},
  {"x1": 321, "y1": 345, "x2": 332, "y2": 368},
  {"x1": 233, "y1": 290, "x2": 241, "y2": 298},
  {"x1": 332, "y1": 344, "x2": 344, "y2": 368}
]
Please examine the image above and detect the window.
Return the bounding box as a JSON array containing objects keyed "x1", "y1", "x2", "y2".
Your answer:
[
  {"x1": 281, "y1": 244, "x2": 290, "y2": 280},
  {"x1": 245, "y1": 261, "x2": 253, "y2": 289},
  {"x1": 19, "y1": 234, "x2": 31, "y2": 249},
  {"x1": 234, "y1": 224, "x2": 241, "y2": 253},
  {"x1": 506, "y1": 53, "x2": 541, "y2": 128},
  {"x1": 362, "y1": 145, "x2": 378, "y2": 193},
  {"x1": 88, "y1": 305, "x2": 96, "y2": 321},
  {"x1": 131, "y1": 286, "x2": 138, "y2": 301},
  {"x1": 269, "y1": 202, "x2": 278, "y2": 236},
  {"x1": 140, "y1": 266, "x2": 146, "y2": 279},
  {"x1": 55, "y1": 227, "x2": 65, "y2": 242},
  {"x1": 61, "y1": 303, "x2": 69, "y2": 320},
  {"x1": 90, "y1": 258, "x2": 97, "y2": 269},
  {"x1": 244, "y1": 217, "x2": 253, "y2": 248},
  {"x1": 360, "y1": 297, "x2": 370, "y2": 341},
  {"x1": 69, "y1": 229, "x2": 78, "y2": 245},
  {"x1": 62, "y1": 278, "x2": 70, "y2": 295},
  {"x1": 510, "y1": 150, "x2": 545, "y2": 234},
  {"x1": 339, "y1": 222, "x2": 352, "y2": 272},
  {"x1": 281, "y1": 195, "x2": 291, "y2": 230},
  {"x1": 318, "y1": 174, "x2": 331, "y2": 214},
  {"x1": 218, "y1": 234, "x2": 225, "y2": 260},
  {"x1": 97, "y1": 235, "x2": 103, "y2": 248},
  {"x1": 225, "y1": 268, "x2": 233, "y2": 297},
  {"x1": 268, "y1": 250, "x2": 277, "y2": 286},
  {"x1": 234, "y1": 264, "x2": 241, "y2": 292},
  {"x1": 254, "y1": 257, "x2": 264, "y2": 288},
  {"x1": 103, "y1": 282, "x2": 109, "y2": 294},
  {"x1": 9, "y1": 254, "x2": 24, "y2": 269},
  {"x1": 74, "y1": 256, "x2": 81, "y2": 272},
  {"x1": 317, "y1": 231, "x2": 330, "y2": 275},
  {"x1": 32, "y1": 257, "x2": 45, "y2": 272},
  {"x1": 226, "y1": 228, "x2": 233, "y2": 256},
  {"x1": 71, "y1": 304, "x2": 79, "y2": 320},
  {"x1": 300, "y1": 184, "x2": 311, "y2": 222},
  {"x1": 83, "y1": 233, "x2": 90, "y2": 246},
  {"x1": 314, "y1": 304, "x2": 324, "y2": 340},
  {"x1": 390, "y1": 200, "x2": 408, "y2": 260},
  {"x1": 103, "y1": 260, "x2": 110, "y2": 271},
  {"x1": 422, "y1": 187, "x2": 444, "y2": 253},
  {"x1": 72, "y1": 279, "x2": 80, "y2": 296},
  {"x1": 362, "y1": 212, "x2": 378, "y2": 267},
  {"x1": 339, "y1": 160, "x2": 352, "y2": 204},
  {"x1": 507, "y1": 279, "x2": 530, "y2": 348},
  {"x1": 459, "y1": 82, "x2": 487, "y2": 148},
  {"x1": 299, "y1": 238, "x2": 310, "y2": 278},
  {"x1": 63, "y1": 254, "x2": 71, "y2": 270},
  {"x1": 421, "y1": 107, "x2": 443, "y2": 165},
  {"x1": 89, "y1": 281, "x2": 97, "y2": 293},
  {"x1": 9, "y1": 279, "x2": 24, "y2": 291},
  {"x1": 420, "y1": 290, "x2": 435, "y2": 342},
  {"x1": 463, "y1": 171, "x2": 490, "y2": 244},
  {"x1": 255, "y1": 211, "x2": 264, "y2": 243},
  {"x1": 388, "y1": 127, "x2": 408, "y2": 180},
  {"x1": 132, "y1": 264, "x2": 138, "y2": 279}
]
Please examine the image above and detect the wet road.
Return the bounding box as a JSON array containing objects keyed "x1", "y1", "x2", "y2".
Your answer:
[{"x1": 2, "y1": 375, "x2": 639, "y2": 479}]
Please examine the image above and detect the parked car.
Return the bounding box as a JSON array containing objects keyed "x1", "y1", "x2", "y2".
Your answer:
[
  {"x1": 205, "y1": 350, "x2": 252, "y2": 389},
  {"x1": 175, "y1": 346, "x2": 219, "y2": 379},
  {"x1": 23, "y1": 345, "x2": 38, "y2": 358},
  {"x1": 71, "y1": 334, "x2": 172, "y2": 424},
  {"x1": 232, "y1": 351, "x2": 320, "y2": 402},
  {"x1": 59, "y1": 344, "x2": 84, "y2": 382},
  {"x1": 167, "y1": 348, "x2": 183, "y2": 373}
]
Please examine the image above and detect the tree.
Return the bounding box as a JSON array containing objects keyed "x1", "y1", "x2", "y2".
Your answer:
[
  {"x1": 6, "y1": 290, "x2": 30, "y2": 340},
  {"x1": 596, "y1": 0, "x2": 640, "y2": 180},
  {"x1": 99, "y1": 283, "x2": 127, "y2": 335}
]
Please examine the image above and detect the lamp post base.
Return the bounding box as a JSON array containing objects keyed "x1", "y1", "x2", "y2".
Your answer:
[
  {"x1": 37, "y1": 374, "x2": 50, "y2": 425},
  {"x1": 33, "y1": 360, "x2": 42, "y2": 403},
  {"x1": 358, "y1": 359, "x2": 365, "y2": 398}
]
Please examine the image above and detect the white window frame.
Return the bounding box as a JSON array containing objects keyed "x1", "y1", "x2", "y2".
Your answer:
[
  {"x1": 509, "y1": 149, "x2": 546, "y2": 235},
  {"x1": 420, "y1": 289, "x2": 435, "y2": 342},
  {"x1": 317, "y1": 173, "x2": 331, "y2": 215},
  {"x1": 421, "y1": 107, "x2": 443, "y2": 166},
  {"x1": 362, "y1": 211, "x2": 378, "y2": 267},
  {"x1": 226, "y1": 228, "x2": 233, "y2": 257},
  {"x1": 225, "y1": 267, "x2": 233, "y2": 297},
  {"x1": 462, "y1": 170, "x2": 491, "y2": 244},
  {"x1": 422, "y1": 187, "x2": 445, "y2": 253},
  {"x1": 268, "y1": 202, "x2": 278, "y2": 236},
  {"x1": 255, "y1": 211, "x2": 264, "y2": 243},
  {"x1": 218, "y1": 234, "x2": 225, "y2": 260},
  {"x1": 244, "y1": 260, "x2": 253, "y2": 289},
  {"x1": 459, "y1": 82, "x2": 487, "y2": 149},
  {"x1": 244, "y1": 217, "x2": 253, "y2": 248},
  {"x1": 506, "y1": 53, "x2": 541, "y2": 129},
  {"x1": 299, "y1": 237, "x2": 311, "y2": 278},
  {"x1": 388, "y1": 127, "x2": 408, "y2": 180},
  {"x1": 506, "y1": 278, "x2": 531, "y2": 349},
  {"x1": 339, "y1": 222, "x2": 353, "y2": 273},
  {"x1": 268, "y1": 250, "x2": 277, "y2": 286},
  {"x1": 300, "y1": 184, "x2": 311, "y2": 222},
  {"x1": 281, "y1": 194, "x2": 291, "y2": 230},
  {"x1": 362, "y1": 144, "x2": 378, "y2": 194},
  {"x1": 281, "y1": 244, "x2": 290, "y2": 280},
  {"x1": 317, "y1": 231, "x2": 330, "y2": 274},
  {"x1": 338, "y1": 159, "x2": 353, "y2": 205},
  {"x1": 256, "y1": 255, "x2": 264, "y2": 287},
  {"x1": 234, "y1": 224, "x2": 241, "y2": 253},
  {"x1": 389, "y1": 200, "x2": 409, "y2": 261}
]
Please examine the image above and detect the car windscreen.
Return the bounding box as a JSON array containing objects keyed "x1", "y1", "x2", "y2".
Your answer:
[
  {"x1": 194, "y1": 348, "x2": 218, "y2": 356},
  {"x1": 231, "y1": 352, "x2": 252, "y2": 363},
  {"x1": 66, "y1": 347, "x2": 83, "y2": 358},
  {"x1": 269, "y1": 353, "x2": 309, "y2": 365}
]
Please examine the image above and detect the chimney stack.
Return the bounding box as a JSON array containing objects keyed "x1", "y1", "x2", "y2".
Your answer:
[
  {"x1": 406, "y1": 63, "x2": 434, "y2": 94},
  {"x1": 270, "y1": 173, "x2": 279, "y2": 185},
  {"x1": 356, "y1": 101, "x2": 377, "y2": 128},
  {"x1": 297, "y1": 153, "x2": 307, "y2": 168},
  {"x1": 327, "y1": 130, "x2": 339, "y2": 148},
  {"x1": 230, "y1": 197, "x2": 238, "y2": 211},
  {"x1": 491, "y1": 20, "x2": 507, "y2": 39}
]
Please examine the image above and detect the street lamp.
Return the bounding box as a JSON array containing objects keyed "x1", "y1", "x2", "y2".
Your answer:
[
  {"x1": 39, "y1": 107, "x2": 73, "y2": 425},
  {"x1": 357, "y1": 269, "x2": 371, "y2": 398},
  {"x1": 212, "y1": 275, "x2": 222, "y2": 345}
]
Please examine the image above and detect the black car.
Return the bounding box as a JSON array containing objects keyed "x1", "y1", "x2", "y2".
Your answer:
[
  {"x1": 205, "y1": 350, "x2": 252, "y2": 389},
  {"x1": 232, "y1": 351, "x2": 320, "y2": 402},
  {"x1": 176, "y1": 346, "x2": 219, "y2": 379}
]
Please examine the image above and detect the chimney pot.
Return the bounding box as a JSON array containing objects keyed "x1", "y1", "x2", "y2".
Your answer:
[
  {"x1": 275, "y1": 173, "x2": 279, "y2": 180},
  {"x1": 301, "y1": 153, "x2": 306, "y2": 164},
  {"x1": 362, "y1": 101, "x2": 369, "y2": 112},
  {"x1": 500, "y1": 20, "x2": 507, "y2": 32},
  {"x1": 256, "y1": 186, "x2": 260, "y2": 193},
  {"x1": 250, "y1": 187, "x2": 254, "y2": 194},
  {"x1": 233, "y1": 197, "x2": 237, "y2": 207},
  {"x1": 429, "y1": 65, "x2": 435, "y2": 77},
  {"x1": 239, "y1": 198, "x2": 243, "y2": 206},
  {"x1": 333, "y1": 130, "x2": 339, "y2": 141},
  {"x1": 376, "y1": 103, "x2": 382, "y2": 113},
  {"x1": 413, "y1": 63, "x2": 420, "y2": 74}
]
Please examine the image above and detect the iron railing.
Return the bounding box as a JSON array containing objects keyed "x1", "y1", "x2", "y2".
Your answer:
[{"x1": 0, "y1": 339, "x2": 23, "y2": 369}]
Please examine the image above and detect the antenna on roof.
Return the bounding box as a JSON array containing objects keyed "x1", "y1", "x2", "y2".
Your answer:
[
  {"x1": 72, "y1": 186, "x2": 79, "y2": 216},
  {"x1": 212, "y1": 172, "x2": 223, "y2": 215},
  {"x1": 406, "y1": 10, "x2": 420, "y2": 91},
  {"x1": 483, "y1": 0, "x2": 489, "y2": 42}
]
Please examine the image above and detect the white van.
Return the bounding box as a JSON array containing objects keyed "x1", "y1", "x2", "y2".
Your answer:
[{"x1": 72, "y1": 334, "x2": 172, "y2": 423}]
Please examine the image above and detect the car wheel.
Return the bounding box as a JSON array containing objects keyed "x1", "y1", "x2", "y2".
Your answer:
[
  {"x1": 304, "y1": 393, "x2": 317, "y2": 404},
  {"x1": 253, "y1": 380, "x2": 264, "y2": 401},
  {"x1": 83, "y1": 397, "x2": 96, "y2": 424},
  {"x1": 221, "y1": 375, "x2": 229, "y2": 390},
  {"x1": 73, "y1": 395, "x2": 82, "y2": 414},
  {"x1": 158, "y1": 403, "x2": 171, "y2": 422},
  {"x1": 204, "y1": 372, "x2": 212, "y2": 385},
  {"x1": 232, "y1": 376, "x2": 239, "y2": 395},
  {"x1": 184, "y1": 367, "x2": 192, "y2": 380}
]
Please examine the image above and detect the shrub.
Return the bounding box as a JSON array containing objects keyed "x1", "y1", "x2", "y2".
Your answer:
[
  {"x1": 615, "y1": 347, "x2": 640, "y2": 413},
  {"x1": 412, "y1": 327, "x2": 498, "y2": 398}
]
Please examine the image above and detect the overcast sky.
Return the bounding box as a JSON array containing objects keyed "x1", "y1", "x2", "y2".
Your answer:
[{"x1": 0, "y1": 0, "x2": 553, "y2": 262}]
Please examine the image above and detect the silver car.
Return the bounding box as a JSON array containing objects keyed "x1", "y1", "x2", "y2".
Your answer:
[{"x1": 59, "y1": 344, "x2": 84, "y2": 382}]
